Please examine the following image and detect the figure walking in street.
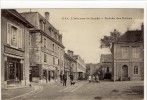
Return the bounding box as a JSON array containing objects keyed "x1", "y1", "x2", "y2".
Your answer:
[
  {"x1": 92, "y1": 75, "x2": 95, "y2": 83},
  {"x1": 70, "y1": 74, "x2": 75, "y2": 85},
  {"x1": 63, "y1": 73, "x2": 67, "y2": 86},
  {"x1": 96, "y1": 74, "x2": 100, "y2": 83},
  {"x1": 88, "y1": 75, "x2": 92, "y2": 83}
]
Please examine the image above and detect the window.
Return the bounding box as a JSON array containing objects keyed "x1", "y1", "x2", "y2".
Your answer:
[
  {"x1": 44, "y1": 54, "x2": 47, "y2": 62},
  {"x1": 53, "y1": 57, "x2": 55, "y2": 65},
  {"x1": 53, "y1": 44, "x2": 55, "y2": 52},
  {"x1": 40, "y1": 20, "x2": 45, "y2": 31},
  {"x1": 49, "y1": 28, "x2": 52, "y2": 36},
  {"x1": 58, "y1": 47, "x2": 59, "y2": 54},
  {"x1": 58, "y1": 59, "x2": 60, "y2": 65},
  {"x1": 7, "y1": 23, "x2": 23, "y2": 48},
  {"x1": 44, "y1": 38, "x2": 47, "y2": 48},
  {"x1": 134, "y1": 66, "x2": 139, "y2": 74},
  {"x1": 132, "y1": 47, "x2": 140, "y2": 58},
  {"x1": 122, "y1": 47, "x2": 128, "y2": 59},
  {"x1": 57, "y1": 35, "x2": 59, "y2": 41}
]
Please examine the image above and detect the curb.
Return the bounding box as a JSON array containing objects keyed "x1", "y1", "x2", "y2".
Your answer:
[{"x1": 3, "y1": 85, "x2": 43, "y2": 100}]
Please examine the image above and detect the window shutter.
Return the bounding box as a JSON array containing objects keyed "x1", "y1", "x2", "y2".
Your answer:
[
  {"x1": 21, "y1": 64, "x2": 23, "y2": 80},
  {"x1": 4, "y1": 61, "x2": 8, "y2": 81},
  {"x1": 7, "y1": 23, "x2": 11, "y2": 44},
  {"x1": 18, "y1": 29, "x2": 23, "y2": 49},
  {"x1": 22, "y1": 29, "x2": 25, "y2": 50}
]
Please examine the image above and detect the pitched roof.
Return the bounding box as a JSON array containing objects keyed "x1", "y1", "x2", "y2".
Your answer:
[
  {"x1": 2, "y1": 9, "x2": 34, "y2": 28},
  {"x1": 117, "y1": 30, "x2": 143, "y2": 43}
]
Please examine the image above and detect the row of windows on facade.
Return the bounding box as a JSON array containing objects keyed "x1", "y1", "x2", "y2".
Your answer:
[
  {"x1": 40, "y1": 20, "x2": 61, "y2": 42},
  {"x1": 121, "y1": 47, "x2": 141, "y2": 58},
  {"x1": 43, "y1": 37, "x2": 63, "y2": 55},
  {"x1": 7, "y1": 22, "x2": 63, "y2": 56},
  {"x1": 43, "y1": 54, "x2": 63, "y2": 66}
]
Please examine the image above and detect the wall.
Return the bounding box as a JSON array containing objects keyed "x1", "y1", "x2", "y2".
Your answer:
[{"x1": 113, "y1": 42, "x2": 144, "y2": 81}]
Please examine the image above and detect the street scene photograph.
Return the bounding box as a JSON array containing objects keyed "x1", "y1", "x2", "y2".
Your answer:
[{"x1": 1, "y1": 8, "x2": 144, "y2": 100}]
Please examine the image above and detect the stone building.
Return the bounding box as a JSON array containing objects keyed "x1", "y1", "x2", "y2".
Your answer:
[
  {"x1": 20, "y1": 12, "x2": 64, "y2": 83},
  {"x1": 64, "y1": 50, "x2": 77, "y2": 80},
  {"x1": 1, "y1": 9, "x2": 33, "y2": 88},
  {"x1": 113, "y1": 24, "x2": 144, "y2": 81},
  {"x1": 100, "y1": 54, "x2": 112, "y2": 79},
  {"x1": 73, "y1": 55, "x2": 86, "y2": 80}
]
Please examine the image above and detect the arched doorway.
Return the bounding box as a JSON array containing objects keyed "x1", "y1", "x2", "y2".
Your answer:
[{"x1": 122, "y1": 65, "x2": 128, "y2": 81}]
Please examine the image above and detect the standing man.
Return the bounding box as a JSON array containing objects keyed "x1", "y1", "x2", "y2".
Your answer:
[{"x1": 63, "y1": 73, "x2": 67, "y2": 86}]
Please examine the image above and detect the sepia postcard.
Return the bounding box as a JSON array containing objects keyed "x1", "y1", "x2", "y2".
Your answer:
[{"x1": 0, "y1": 1, "x2": 146, "y2": 100}]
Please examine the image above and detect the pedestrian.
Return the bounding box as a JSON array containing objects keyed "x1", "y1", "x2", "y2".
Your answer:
[
  {"x1": 70, "y1": 74, "x2": 74, "y2": 85},
  {"x1": 96, "y1": 74, "x2": 100, "y2": 83},
  {"x1": 63, "y1": 74, "x2": 67, "y2": 86},
  {"x1": 88, "y1": 75, "x2": 92, "y2": 83},
  {"x1": 59, "y1": 74, "x2": 63, "y2": 83},
  {"x1": 92, "y1": 75, "x2": 95, "y2": 83}
]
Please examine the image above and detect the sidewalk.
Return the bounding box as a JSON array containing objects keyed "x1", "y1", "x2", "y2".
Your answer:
[
  {"x1": 2, "y1": 86, "x2": 34, "y2": 100},
  {"x1": 1, "y1": 81, "x2": 57, "y2": 100}
]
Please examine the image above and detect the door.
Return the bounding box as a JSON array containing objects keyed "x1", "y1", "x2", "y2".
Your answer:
[
  {"x1": 7, "y1": 62, "x2": 22, "y2": 85},
  {"x1": 122, "y1": 65, "x2": 128, "y2": 81}
]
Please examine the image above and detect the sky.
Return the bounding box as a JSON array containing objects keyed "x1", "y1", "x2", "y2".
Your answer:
[{"x1": 17, "y1": 9, "x2": 144, "y2": 63}]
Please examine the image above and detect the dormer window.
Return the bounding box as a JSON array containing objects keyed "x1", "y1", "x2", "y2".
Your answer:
[{"x1": 40, "y1": 19, "x2": 45, "y2": 31}]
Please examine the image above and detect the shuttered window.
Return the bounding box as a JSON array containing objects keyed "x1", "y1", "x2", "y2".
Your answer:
[
  {"x1": 7, "y1": 23, "x2": 23, "y2": 49},
  {"x1": 122, "y1": 47, "x2": 129, "y2": 59},
  {"x1": 132, "y1": 47, "x2": 140, "y2": 58}
]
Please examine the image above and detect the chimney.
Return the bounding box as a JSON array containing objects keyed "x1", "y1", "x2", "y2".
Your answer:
[
  {"x1": 67, "y1": 50, "x2": 74, "y2": 57},
  {"x1": 45, "y1": 12, "x2": 49, "y2": 21}
]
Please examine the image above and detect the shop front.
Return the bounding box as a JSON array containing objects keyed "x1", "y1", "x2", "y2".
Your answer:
[
  {"x1": 5, "y1": 56, "x2": 23, "y2": 86},
  {"x1": 30, "y1": 64, "x2": 56, "y2": 83}
]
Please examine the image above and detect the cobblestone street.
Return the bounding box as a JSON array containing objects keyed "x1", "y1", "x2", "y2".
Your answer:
[{"x1": 2, "y1": 80, "x2": 144, "y2": 100}]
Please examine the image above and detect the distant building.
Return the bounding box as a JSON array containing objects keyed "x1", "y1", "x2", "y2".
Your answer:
[
  {"x1": 64, "y1": 50, "x2": 77, "y2": 79},
  {"x1": 86, "y1": 63, "x2": 100, "y2": 76},
  {"x1": 100, "y1": 54, "x2": 112, "y2": 79},
  {"x1": 21, "y1": 12, "x2": 64, "y2": 83},
  {"x1": 113, "y1": 24, "x2": 144, "y2": 81},
  {"x1": 74, "y1": 55, "x2": 86, "y2": 80},
  {"x1": 1, "y1": 9, "x2": 33, "y2": 88}
]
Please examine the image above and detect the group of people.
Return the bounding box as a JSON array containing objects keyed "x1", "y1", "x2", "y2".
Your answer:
[
  {"x1": 59, "y1": 73, "x2": 75, "y2": 86},
  {"x1": 88, "y1": 74, "x2": 100, "y2": 83}
]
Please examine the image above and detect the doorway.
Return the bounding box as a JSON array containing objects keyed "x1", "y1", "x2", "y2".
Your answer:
[
  {"x1": 5, "y1": 58, "x2": 22, "y2": 85},
  {"x1": 122, "y1": 65, "x2": 128, "y2": 81}
]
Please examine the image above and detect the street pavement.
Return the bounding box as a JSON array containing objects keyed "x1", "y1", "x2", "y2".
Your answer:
[{"x1": 2, "y1": 80, "x2": 144, "y2": 100}]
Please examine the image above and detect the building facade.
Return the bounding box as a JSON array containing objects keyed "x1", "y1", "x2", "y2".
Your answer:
[
  {"x1": 1, "y1": 9, "x2": 33, "y2": 88},
  {"x1": 73, "y1": 55, "x2": 86, "y2": 80},
  {"x1": 64, "y1": 50, "x2": 77, "y2": 80},
  {"x1": 100, "y1": 54, "x2": 112, "y2": 79},
  {"x1": 113, "y1": 24, "x2": 144, "y2": 81},
  {"x1": 21, "y1": 12, "x2": 64, "y2": 83}
]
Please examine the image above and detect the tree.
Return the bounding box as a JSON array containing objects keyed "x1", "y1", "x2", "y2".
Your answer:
[
  {"x1": 100, "y1": 29, "x2": 120, "y2": 81},
  {"x1": 100, "y1": 29, "x2": 120, "y2": 53}
]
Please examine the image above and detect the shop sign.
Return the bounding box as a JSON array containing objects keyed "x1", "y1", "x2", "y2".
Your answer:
[{"x1": 5, "y1": 46, "x2": 23, "y2": 57}]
